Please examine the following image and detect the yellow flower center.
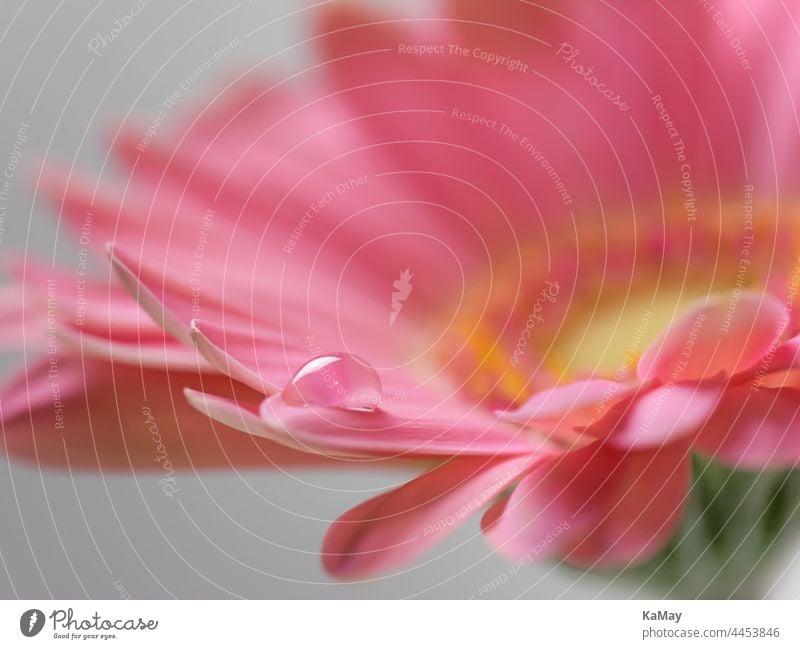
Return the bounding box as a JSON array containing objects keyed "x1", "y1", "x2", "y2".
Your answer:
[{"x1": 437, "y1": 200, "x2": 797, "y2": 409}]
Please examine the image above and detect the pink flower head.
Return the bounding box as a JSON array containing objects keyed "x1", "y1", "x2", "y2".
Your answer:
[{"x1": 4, "y1": 1, "x2": 800, "y2": 581}]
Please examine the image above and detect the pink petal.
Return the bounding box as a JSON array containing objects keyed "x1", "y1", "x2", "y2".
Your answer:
[
  {"x1": 190, "y1": 320, "x2": 424, "y2": 401},
  {"x1": 183, "y1": 388, "x2": 324, "y2": 457},
  {"x1": 9, "y1": 256, "x2": 165, "y2": 341},
  {"x1": 38, "y1": 165, "x2": 175, "y2": 252},
  {"x1": 322, "y1": 454, "x2": 540, "y2": 579},
  {"x1": 501, "y1": 379, "x2": 638, "y2": 429},
  {"x1": 761, "y1": 334, "x2": 800, "y2": 375},
  {"x1": 314, "y1": 5, "x2": 570, "y2": 255},
  {"x1": 190, "y1": 319, "x2": 309, "y2": 394},
  {"x1": 482, "y1": 439, "x2": 691, "y2": 568},
  {"x1": 109, "y1": 243, "x2": 412, "y2": 372},
  {"x1": 696, "y1": 386, "x2": 800, "y2": 470},
  {"x1": 450, "y1": 0, "x2": 769, "y2": 206},
  {"x1": 58, "y1": 325, "x2": 210, "y2": 371},
  {"x1": 259, "y1": 393, "x2": 550, "y2": 459},
  {"x1": 108, "y1": 244, "x2": 195, "y2": 346},
  {"x1": 591, "y1": 383, "x2": 722, "y2": 450},
  {"x1": 111, "y1": 74, "x2": 473, "y2": 298},
  {"x1": 186, "y1": 387, "x2": 546, "y2": 459},
  {"x1": 0, "y1": 285, "x2": 44, "y2": 351},
  {"x1": 638, "y1": 292, "x2": 788, "y2": 383},
  {"x1": 710, "y1": 2, "x2": 800, "y2": 192},
  {"x1": 1, "y1": 358, "x2": 326, "y2": 470}
]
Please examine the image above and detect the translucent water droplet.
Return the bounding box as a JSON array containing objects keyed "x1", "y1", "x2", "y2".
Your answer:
[{"x1": 282, "y1": 353, "x2": 383, "y2": 410}]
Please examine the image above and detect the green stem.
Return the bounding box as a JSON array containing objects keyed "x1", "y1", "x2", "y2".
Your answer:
[{"x1": 629, "y1": 455, "x2": 800, "y2": 599}]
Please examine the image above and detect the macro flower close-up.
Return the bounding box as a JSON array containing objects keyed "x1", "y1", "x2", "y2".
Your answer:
[{"x1": 4, "y1": 0, "x2": 800, "y2": 609}]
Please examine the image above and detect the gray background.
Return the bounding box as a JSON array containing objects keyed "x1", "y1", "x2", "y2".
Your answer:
[{"x1": 1, "y1": 0, "x2": 799, "y2": 599}]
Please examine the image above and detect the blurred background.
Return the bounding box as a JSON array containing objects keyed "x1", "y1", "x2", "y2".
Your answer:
[{"x1": 1, "y1": 0, "x2": 800, "y2": 599}]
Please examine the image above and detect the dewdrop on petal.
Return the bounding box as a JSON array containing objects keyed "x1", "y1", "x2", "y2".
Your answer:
[{"x1": 281, "y1": 353, "x2": 383, "y2": 411}]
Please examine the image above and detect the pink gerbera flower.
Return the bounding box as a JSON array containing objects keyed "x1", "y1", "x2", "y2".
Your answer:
[{"x1": 4, "y1": 1, "x2": 800, "y2": 585}]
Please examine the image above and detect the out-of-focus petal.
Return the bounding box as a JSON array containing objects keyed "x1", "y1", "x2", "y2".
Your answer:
[
  {"x1": 696, "y1": 386, "x2": 800, "y2": 470},
  {"x1": 1, "y1": 358, "x2": 325, "y2": 470},
  {"x1": 58, "y1": 326, "x2": 210, "y2": 371},
  {"x1": 322, "y1": 454, "x2": 539, "y2": 579},
  {"x1": 592, "y1": 383, "x2": 722, "y2": 450},
  {"x1": 501, "y1": 379, "x2": 638, "y2": 429},
  {"x1": 638, "y1": 292, "x2": 787, "y2": 383},
  {"x1": 482, "y1": 439, "x2": 690, "y2": 567}
]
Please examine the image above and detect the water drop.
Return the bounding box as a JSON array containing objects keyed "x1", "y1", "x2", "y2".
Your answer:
[{"x1": 282, "y1": 353, "x2": 383, "y2": 410}]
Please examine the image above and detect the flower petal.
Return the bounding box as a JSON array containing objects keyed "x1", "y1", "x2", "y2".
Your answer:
[
  {"x1": 762, "y1": 334, "x2": 800, "y2": 375},
  {"x1": 108, "y1": 244, "x2": 195, "y2": 346},
  {"x1": 501, "y1": 379, "x2": 638, "y2": 429},
  {"x1": 190, "y1": 319, "x2": 309, "y2": 395},
  {"x1": 183, "y1": 387, "x2": 324, "y2": 456},
  {"x1": 256, "y1": 393, "x2": 549, "y2": 459},
  {"x1": 1, "y1": 357, "x2": 324, "y2": 470},
  {"x1": 322, "y1": 454, "x2": 540, "y2": 579},
  {"x1": 592, "y1": 383, "x2": 722, "y2": 450},
  {"x1": 696, "y1": 386, "x2": 800, "y2": 470},
  {"x1": 109, "y1": 242, "x2": 413, "y2": 373},
  {"x1": 58, "y1": 326, "x2": 210, "y2": 371},
  {"x1": 482, "y1": 439, "x2": 690, "y2": 567},
  {"x1": 638, "y1": 292, "x2": 788, "y2": 383}
]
